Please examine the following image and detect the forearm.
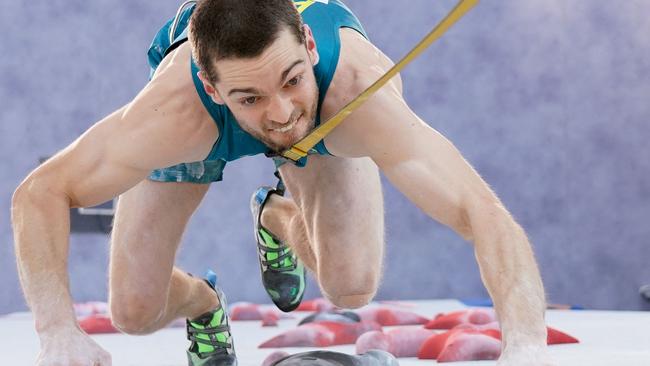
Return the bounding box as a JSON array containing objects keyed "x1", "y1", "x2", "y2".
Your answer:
[
  {"x1": 12, "y1": 181, "x2": 78, "y2": 334},
  {"x1": 471, "y1": 203, "x2": 547, "y2": 348}
]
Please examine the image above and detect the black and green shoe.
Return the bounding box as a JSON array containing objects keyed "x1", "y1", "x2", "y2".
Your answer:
[
  {"x1": 251, "y1": 185, "x2": 306, "y2": 312},
  {"x1": 186, "y1": 270, "x2": 237, "y2": 366}
]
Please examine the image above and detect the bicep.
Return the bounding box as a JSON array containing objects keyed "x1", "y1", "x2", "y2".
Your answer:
[
  {"x1": 377, "y1": 119, "x2": 484, "y2": 235},
  {"x1": 39, "y1": 80, "x2": 215, "y2": 208},
  {"x1": 344, "y1": 89, "x2": 497, "y2": 236},
  {"x1": 40, "y1": 106, "x2": 162, "y2": 208},
  {"x1": 323, "y1": 34, "x2": 499, "y2": 235}
]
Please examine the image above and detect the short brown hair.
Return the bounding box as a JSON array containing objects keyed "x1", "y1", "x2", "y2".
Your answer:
[{"x1": 189, "y1": 0, "x2": 306, "y2": 84}]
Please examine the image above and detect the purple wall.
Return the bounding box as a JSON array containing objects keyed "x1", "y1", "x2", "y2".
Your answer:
[{"x1": 1, "y1": 0, "x2": 649, "y2": 314}]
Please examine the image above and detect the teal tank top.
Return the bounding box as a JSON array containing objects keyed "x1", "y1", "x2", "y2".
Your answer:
[{"x1": 147, "y1": 0, "x2": 367, "y2": 166}]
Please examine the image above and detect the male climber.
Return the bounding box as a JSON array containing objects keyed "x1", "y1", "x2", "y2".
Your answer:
[{"x1": 12, "y1": 0, "x2": 555, "y2": 365}]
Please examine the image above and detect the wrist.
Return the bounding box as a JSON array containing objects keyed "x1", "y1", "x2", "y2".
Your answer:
[
  {"x1": 35, "y1": 314, "x2": 79, "y2": 336},
  {"x1": 502, "y1": 327, "x2": 547, "y2": 349}
]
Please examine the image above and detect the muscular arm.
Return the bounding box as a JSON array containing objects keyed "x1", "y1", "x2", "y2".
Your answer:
[
  {"x1": 369, "y1": 105, "x2": 547, "y2": 349},
  {"x1": 326, "y1": 30, "x2": 549, "y2": 358},
  {"x1": 11, "y1": 43, "x2": 216, "y2": 336}
]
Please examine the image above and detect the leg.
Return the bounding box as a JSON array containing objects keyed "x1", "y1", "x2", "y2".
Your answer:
[
  {"x1": 109, "y1": 179, "x2": 217, "y2": 335},
  {"x1": 262, "y1": 155, "x2": 385, "y2": 308}
]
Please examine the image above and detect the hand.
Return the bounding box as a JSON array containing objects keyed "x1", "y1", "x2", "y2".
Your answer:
[
  {"x1": 36, "y1": 326, "x2": 112, "y2": 366},
  {"x1": 497, "y1": 344, "x2": 557, "y2": 366}
]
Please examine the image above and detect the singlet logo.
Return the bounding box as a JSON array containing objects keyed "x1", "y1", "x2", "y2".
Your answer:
[{"x1": 294, "y1": 0, "x2": 329, "y2": 14}]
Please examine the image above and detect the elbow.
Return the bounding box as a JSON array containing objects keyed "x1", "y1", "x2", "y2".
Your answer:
[
  {"x1": 11, "y1": 181, "x2": 34, "y2": 259},
  {"x1": 12, "y1": 178, "x2": 35, "y2": 222},
  {"x1": 13, "y1": 175, "x2": 44, "y2": 210},
  {"x1": 12, "y1": 174, "x2": 75, "y2": 268},
  {"x1": 12, "y1": 174, "x2": 70, "y2": 227},
  {"x1": 462, "y1": 195, "x2": 525, "y2": 247},
  {"x1": 12, "y1": 178, "x2": 36, "y2": 254}
]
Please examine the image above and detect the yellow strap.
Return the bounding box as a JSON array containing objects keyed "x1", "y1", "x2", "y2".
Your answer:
[
  {"x1": 280, "y1": 0, "x2": 480, "y2": 162},
  {"x1": 294, "y1": 0, "x2": 319, "y2": 14}
]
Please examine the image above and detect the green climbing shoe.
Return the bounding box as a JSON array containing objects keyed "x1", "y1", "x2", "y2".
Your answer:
[
  {"x1": 186, "y1": 270, "x2": 237, "y2": 366},
  {"x1": 251, "y1": 186, "x2": 306, "y2": 312}
]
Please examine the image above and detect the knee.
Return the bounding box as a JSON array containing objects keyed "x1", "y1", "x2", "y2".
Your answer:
[
  {"x1": 325, "y1": 291, "x2": 375, "y2": 309},
  {"x1": 109, "y1": 294, "x2": 164, "y2": 335},
  {"x1": 319, "y1": 268, "x2": 379, "y2": 309}
]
